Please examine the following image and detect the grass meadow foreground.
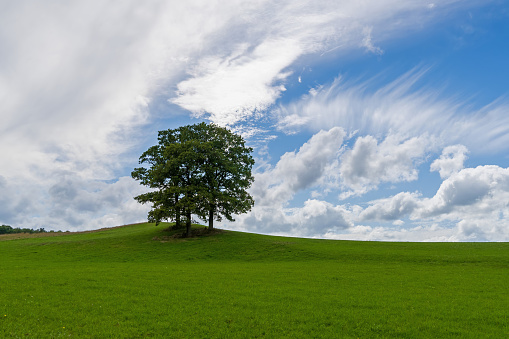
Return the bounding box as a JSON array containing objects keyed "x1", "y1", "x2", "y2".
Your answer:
[{"x1": 1, "y1": 223, "x2": 508, "y2": 338}]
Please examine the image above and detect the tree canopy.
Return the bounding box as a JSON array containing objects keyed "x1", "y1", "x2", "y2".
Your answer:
[
  {"x1": 0, "y1": 225, "x2": 47, "y2": 234},
  {"x1": 131, "y1": 123, "x2": 254, "y2": 237}
]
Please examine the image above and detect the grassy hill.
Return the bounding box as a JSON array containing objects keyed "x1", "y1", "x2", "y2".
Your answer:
[{"x1": 1, "y1": 223, "x2": 508, "y2": 338}]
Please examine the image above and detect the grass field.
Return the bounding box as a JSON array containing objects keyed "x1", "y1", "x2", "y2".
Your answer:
[{"x1": 1, "y1": 223, "x2": 508, "y2": 338}]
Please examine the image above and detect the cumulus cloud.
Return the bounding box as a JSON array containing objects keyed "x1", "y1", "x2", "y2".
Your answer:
[
  {"x1": 430, "y1": 144, "x2": 469, "y2": 178},
  {"x1": 416, "y1": 165, "x2": 509, "y2": 219},
  {"x1": 353, "y1": 165, "x2": 509, "y2": 241},
  {"x1": 359, "y1": 192, "x2": 421, "y2": 222},
  {"x1": 252, "y1": 127, "x2": 345, "y2": 206},
  {"x1": 229, "y1": 133, "x2": 509, "y2": 241},
  {"x1": 233, "y1": 199, "x2": 353, "y2": 238},
  {"x1": 287, "y1": 199, "x2": 352, "y2": 233},
  {"x1": 455, "y1": 219, "x2": 509, "y2": 242},
  {"x1": 229, "y1": 128, "x2": 434, "y2": 237},
  {"x1": 339, "y1": 134, "x2": 433, "y2": 197},
  {"x1": 229, "y1": 127, "x2": 350, "y2": 236},
  {"x1": 323, "y1": 223, "x2": 461, "y2": 242}
]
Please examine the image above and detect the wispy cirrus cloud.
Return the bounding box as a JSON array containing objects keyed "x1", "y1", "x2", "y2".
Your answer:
[
  {"x1": 275, "y1": 69, "x2": 509, "y2": 154},
  {"x1": 361, "y1": 26, "x2": 384, "y2": 55},
  {"x1": 171, "y1": 39, "x2": 301, "y2": 126},
  {"x1": 170, "y1": 0, "x2": 471, "y2": 127}
]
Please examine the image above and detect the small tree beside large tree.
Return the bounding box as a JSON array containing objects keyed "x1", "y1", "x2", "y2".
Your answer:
[{"x1": 131, "y1": 122, "x2": 254, "y2": 237}]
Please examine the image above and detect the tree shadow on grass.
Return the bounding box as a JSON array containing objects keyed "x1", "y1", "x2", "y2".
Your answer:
[{"x1": 152, "y1": 225, "x2": 225, "y2": 242}]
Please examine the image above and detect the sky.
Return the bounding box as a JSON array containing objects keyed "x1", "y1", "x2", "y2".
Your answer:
[{"x1": 1, "y1": 0, "x2": 509, "y2": 241}]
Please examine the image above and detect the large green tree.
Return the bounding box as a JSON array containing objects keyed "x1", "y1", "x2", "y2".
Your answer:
[
  {"x1": 131, "y1": 123, "x2": 254, "y2": 236},
  {"x1": 196, "y1": 123, "x2": 255, "y2": 229}
]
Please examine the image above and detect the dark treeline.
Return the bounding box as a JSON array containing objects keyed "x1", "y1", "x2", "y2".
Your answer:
[{"x1": 0, "y1": 225, "x2": 48, "y2": 234}]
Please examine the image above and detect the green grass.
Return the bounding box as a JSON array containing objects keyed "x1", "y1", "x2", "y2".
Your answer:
[{"x1": 1, "y1": 223, "x2": 508, "y2": 338}]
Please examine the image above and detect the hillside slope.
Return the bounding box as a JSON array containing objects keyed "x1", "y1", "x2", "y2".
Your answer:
[{"x1": 1, "y1": 223, "x2": 508, "y2": 338}]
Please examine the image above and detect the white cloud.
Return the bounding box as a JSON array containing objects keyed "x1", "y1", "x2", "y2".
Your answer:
[
  {"x1": 171, "y1": 0, "x2": 472, "y2": 127},
  {"x1": 171, "y1": 39, "x2": 301, "y2": 126},
  {"x1": 361, "y1": 26, "x2": 384, "y2": 55},
  {"x1": 0, "y1": 176, "x2": 33, "y2": 224},
  {"x1": 252, "y1": 127, "x2": 345, "y2": 207},
  {"x1": 353, "y1": 165, "x2": 509, "y2": 241},
  {"x1": 229, "y1": 128, "x2": 435, "y2": 236},
  {"x1": 430, "y1": 144, "x2": 468, "y2": 178},
  {"x1": 0, "y1": 1, "x2": 251, "y2": 180},
  {"x1": 275, "y1": 69, "x2": 509, "y2": 155},
  {"x1": 0, "y1": 1, "x2": 242, "y2": 229},
  {"x1": 456, "y1": 219, "x2": 509, "y2": 242},
  {"x1": 359, "y1": 192, "x2": 421, "y2": 222},
  {"x1": 228, "y1": 130, "x2": 509, "y2": 241},
  {"x1": 339, "y1": 134, "x2": 433, "y2": 197},
  {"x1": 416, "y1": 165, "x2": 509, "y2": 219},
  {"x1": 0, "y1": 172, "x2": 149, "y2": 230},
  {"x1": 227, "y1": 127, "x2": 348, "y2": 236},
  {"x1": 230, "y1": 199, "x2": 353, "y2": 237},
  {"x1": 323, "y1": 223, "x2": 461, "y2": 242}
]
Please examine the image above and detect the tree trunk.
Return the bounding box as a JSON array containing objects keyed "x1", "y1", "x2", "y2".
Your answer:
[
  {"x1": 184, "y1": 170, "x2": 191, "y2": 237},
  {"x1": 185, "y1": 210, "x2": 192, "y2": 237},
  {"x1": 208, "y1": 208, "x2": 214, "y2": 230},
  {"x1": 175, "y1": 193, "x2": 181, "y2": 228}
]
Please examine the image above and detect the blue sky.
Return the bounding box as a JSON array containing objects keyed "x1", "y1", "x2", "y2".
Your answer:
[{"x1": 1, "y1": 1, "x2": 509, "y2": 241}]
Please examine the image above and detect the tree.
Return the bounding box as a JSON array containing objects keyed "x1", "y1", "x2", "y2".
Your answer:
[
  {"x1": 196, "y1": 123, "x2": 255, "y2": 229},
  {"x1": 131, "y1": 123, "x2": 254, "y2": 236},
  {"x1": 0, "y1": 225, "x2": 47, "y2": 234},
  {"x1": 131, "y1": 128, "x2": 203, "y2": 237}
]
